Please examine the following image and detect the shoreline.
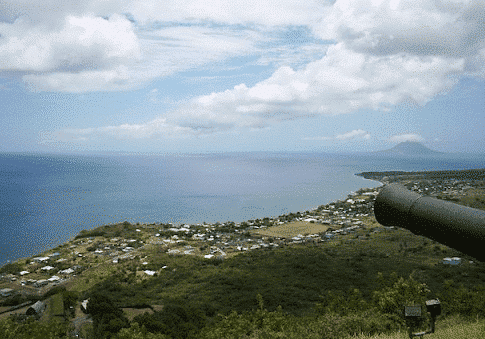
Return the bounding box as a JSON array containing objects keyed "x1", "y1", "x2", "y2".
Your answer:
[
  {"x1": 0, "y1": 167, "x2": 484, "y2": 338},
  {"x1": 3, "y1": 167, "x2": 485, "y2": 269}
]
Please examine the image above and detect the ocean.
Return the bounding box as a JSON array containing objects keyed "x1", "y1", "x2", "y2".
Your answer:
[{"x1": 0, "y1": 151, "x2": 483, "y2": 266}]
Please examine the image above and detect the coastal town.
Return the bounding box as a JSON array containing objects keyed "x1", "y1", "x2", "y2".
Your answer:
[
  {"x1": 0, "y1": 185, "x2": 379, "y2": 294},
  {"x1": 1, "y1": 168, "x2": 484, "y2": 335}
]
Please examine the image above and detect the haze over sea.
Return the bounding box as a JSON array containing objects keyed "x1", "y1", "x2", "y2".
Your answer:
[{"x1": 1, "y1": 151, "x2": 484, "y2": 266}]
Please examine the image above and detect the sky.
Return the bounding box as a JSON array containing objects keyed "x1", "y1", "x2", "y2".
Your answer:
[{"x1": 0, "y1": 0, "x2": 484, "y2": 154}]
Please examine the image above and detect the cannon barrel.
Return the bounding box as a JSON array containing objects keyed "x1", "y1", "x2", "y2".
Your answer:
[{"x1": 374, "y1": 183, "x2": 485, "y2": 261}]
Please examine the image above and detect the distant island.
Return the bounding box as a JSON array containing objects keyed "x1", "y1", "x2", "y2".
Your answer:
[{"x1": 377, "y1": 141, "x2": 443, "y2": 155}]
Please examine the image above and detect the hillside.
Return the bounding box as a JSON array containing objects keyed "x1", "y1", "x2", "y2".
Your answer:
[{"x1": 0, "y1": 168, "x2": 484, "y2": 338}]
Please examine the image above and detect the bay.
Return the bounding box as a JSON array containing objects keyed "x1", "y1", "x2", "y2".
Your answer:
[{"x1": 0, "y1": 151, "x2": 483, "y2": 266}]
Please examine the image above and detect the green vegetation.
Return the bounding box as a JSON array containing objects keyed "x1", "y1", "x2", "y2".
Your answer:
[
  {"x1": 0, "y1": 262, "x2": 22, "y2": 275},
  {"x1": 42, "y1": 293, "x2": 64, "y2": 323},
  {"x1": 64, "y1": 226, "x2": 485, "y2": 338},
  {"x1": 2, "y1": 169, "x2": 485, "y2": 338},
  {"x1": 75, "y1": 229, "x2": 107, "y2": 239},
  {"x1": 0, "y1": 316, "x2": 68, "y2": 339},
  {"x1": 3, "y1": 221, "x2": 485, "y2": 338},
  {"x1": 86, "y1": 293, "x2": 130, "y2": 339}
]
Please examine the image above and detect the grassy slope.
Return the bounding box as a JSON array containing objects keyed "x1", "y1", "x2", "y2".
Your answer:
[
  {"x1": 80, "y1": 222, "x2": 483, "y2": 316},
  {"x1": 355, "y1": 316, "x2": 485, "y2": 339}
]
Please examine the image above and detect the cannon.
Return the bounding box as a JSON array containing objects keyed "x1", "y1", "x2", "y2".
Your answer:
[
  {"x1": 374, "y1": 183, "x2": 485, "y2": 337},
  {"x1": 374, "y1": 183, "x2": 485, "y2": 261}
]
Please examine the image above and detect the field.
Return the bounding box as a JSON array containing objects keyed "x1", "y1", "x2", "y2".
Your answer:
[
  {"x1": 41, "y1": 293, "x2": 64, "y2": 322},
  {"x1": 251, "y1": 221, "x2": 329, "y2": 238}
]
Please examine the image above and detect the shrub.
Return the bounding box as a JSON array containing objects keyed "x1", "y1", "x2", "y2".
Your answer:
[
  {"x1": 0, "y1": 262, "x2": 22, "y2": 275},
  {"x1": 133, "y1": 304, "x2": 206, "y2": 339},
  {"x1": 86, "y1": 292, "x2": 130, "y2": 338},
  {"x1": 372, "y1": 272, "x2": 430, "y2": 325},
  {"x1": 75, "y1": 229, "x2": 106, "y2": 239}
]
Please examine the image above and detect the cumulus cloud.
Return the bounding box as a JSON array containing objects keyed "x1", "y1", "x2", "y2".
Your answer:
[
  {"x1": 315, "y1": 0, "x2": 485, "y2": 56},
  {"x1": 58, "y1": 37, "x2": 465, "y2": 138},
  {"x1": 0, "y1": 14, "x2": 140, "y2": 72},
  {"x1": 0, "y1": 1, "x2": 271, "y2": 92},
  {"x1": 4, "y1": 0, "x2": 485, "y2": 139},
  {"x1": 19, "y1": 24, "x2": 262, "y2": 92},
  {"x1": 164, "y1": 43, "x2": 464, "y2": 133},
  {"x1": 389, "y1": 134, "x2": 425, "y2": 143}
]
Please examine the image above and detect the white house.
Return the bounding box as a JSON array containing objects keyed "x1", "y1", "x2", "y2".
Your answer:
[
  {"x1": 33, "y1": 257, "x2": 50, "y2": 263},
  {"x1": 0, "y1": 288, "x2": 13, "y2": 297},
  {"x1": 48, "y1": 275, "x2": 60, "y2": 282},
  {"x1": 442, "y1": 257, "x2": 461, "y2": 265},
  {"x1": 41, "y1": 266, "x2": 55, "y2": 271}
]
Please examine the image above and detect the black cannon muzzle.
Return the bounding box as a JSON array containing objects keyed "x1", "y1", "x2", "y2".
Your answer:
[{"x1": 374, "y1": 183, "x2": 485, "y2": 261}]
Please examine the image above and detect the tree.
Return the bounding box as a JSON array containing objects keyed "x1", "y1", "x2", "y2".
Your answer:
[
  {"x1": 86, "y1": 293, "x2": 129, "y2": 338},
  {"x1": 0, "y1": 316, "x2": 68, "y2": 339},
  {"x1": 373, "y1": 272, "x2": 430, "y2": 324},
  {"x1": 132, "y1": 304, "x2": 206, "y2": 339},
  {"x1": 113, "y1": 322, "x2": 169, "y2": 339}
]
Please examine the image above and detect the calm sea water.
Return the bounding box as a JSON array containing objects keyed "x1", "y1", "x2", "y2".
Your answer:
[{"x1": 0, "y1": 151, "x2": 483, "y2": 266}]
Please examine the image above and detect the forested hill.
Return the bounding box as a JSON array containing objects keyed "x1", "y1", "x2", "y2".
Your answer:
[{"x1": 356, "y1": 168, "x2": 485, "y2": 182}]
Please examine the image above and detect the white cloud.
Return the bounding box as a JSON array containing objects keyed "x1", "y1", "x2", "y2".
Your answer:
[
  {"x1": 4, "y1": 0, "x2": 485, "y2": 141},
  {"x1": 336, "y1": 129, "x2": 371, "y2": 140},
  {"x1": 23, "y1": 66, "x2": 136, "y2": 93},
  {"x1": 389, "y1": 134, "x2": 425, "y2": 143},
  {"x1": 1, "y1": 18, "x2": 263, "y2": 92},
  {"x1": 47, "y1": 117, "x2": 197, "y2": 143},
  {"x1": 0, "y1": 14, "x2": 139, "y2": 72},
  {"x1": 303, "y1": 129, "x2": 371, "y2": 141},
  {"x1": 166, "y1": 43, "x2": 464, "y2": 132},
  {"x1": 314, "y1": 0, "x2": 485, "y2": 71},
  {"x1": 56, "y1": 38, "x2": 465, "y2": 139},
  {"x1": 127, "y1": 0, "x2": 328, "y2": 26}
]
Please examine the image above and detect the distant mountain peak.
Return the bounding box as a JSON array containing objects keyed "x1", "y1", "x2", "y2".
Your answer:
[{"x1": 379, "y1": 141, "x2": 443, "y2": 155}]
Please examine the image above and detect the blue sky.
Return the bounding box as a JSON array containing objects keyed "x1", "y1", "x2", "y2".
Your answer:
[{"x1": 1, "y1": 0, "x2": 484, "y2": 154}]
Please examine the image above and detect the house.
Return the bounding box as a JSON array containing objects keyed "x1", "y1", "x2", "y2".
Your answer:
[
  {"x1": 33, "y1": 257, "x2": 50, "y2": 263},
  {"x1": 81, "y1": 299, "x2": 89, "y2": 313},
  {"x1": 34, "y1": 280, "x2": 48, "y2": 288},
  {"x1": 26, "y1": 301, "x2": 46, "y2": 317},
  {"x1": 59, "y1": 268, "x2": 74, "y2": 275},
  {"x1": 443, "y1": 257, "x2": 461, "y2": 265},
  {"x1": 0, "y1": 288, "x2": 14, "y2": 297},
  {"x1": 48, "y1": 275, "x2": 60, "y2": 282},
  {"x1": 41, "y1": 266, "x2": 55, "y2": 271}
]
